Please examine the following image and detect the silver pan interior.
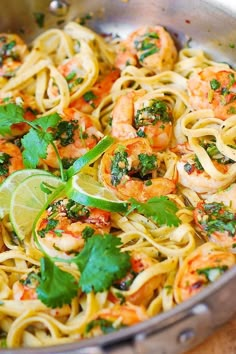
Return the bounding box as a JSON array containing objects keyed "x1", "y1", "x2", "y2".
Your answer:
[{"x1": 0, "y1": 0, "x2": 236, "y2": 353}]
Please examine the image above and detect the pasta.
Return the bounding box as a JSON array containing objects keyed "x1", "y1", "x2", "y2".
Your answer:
[{"x1": 0, "y1": 22, "x2": 235, "y2": 348}]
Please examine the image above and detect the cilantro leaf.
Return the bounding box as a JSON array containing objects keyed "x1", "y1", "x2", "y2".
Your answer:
[
  {"x1": 32, "y1": 113, "x2": 61, "y2": 131},
  {"x1": 21, "y1": 129, "x2": 53, "y2": 168},
  {"x1": 36, "y1": 257, "x2": 78, "y2": 308},
  {"x1": 72, "y1": 234, "x2": 131, "y2": 293},
  {"x1": 0, "y1": 103, "x2": 25, "y2": 135},
  {"x1": 128, "y1": 196, "x2": 181, "y2": 227}
]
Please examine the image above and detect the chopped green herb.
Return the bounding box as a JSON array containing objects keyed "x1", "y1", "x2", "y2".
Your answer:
[
  {"x1": 65, "y1": 71, "x2": 77, "y2": 82},
  {"x1": 110, "y1": 146, "x2": 129, "y2": 186},
  {"x1": 22, "y1": 271, "x2": 40, "y2": 288},
  {"x1": 164, "y1": 285, "x2": 173, "y2": 295},
  {"x1": 54, "y1": 120, "x2": 78, "y2": 146},
  {"x1": 82, "y1": 226, "x2": 95, "y2": 240},
  {"x1": 144, "y1": 180, "x2": 152, "y2": 186},
  {"x1": 33, "y1": 12, "x2": 45, "y2": 28},
  {"x1": 199, "y1": 202, "x2": 236, "y2": 236},
  {"x1": 65, "y1": 199, "x2": 90, "y2": 220},
  {"x1": 228, "y1": 73, "x2": 236, "y2": 87},
  {"x1": 197, "y1": 266, "x2": 228, "y2": 282},
  {"x1": 134, "y1": 99, "x2": 171, "y2": 128},
  {"x1": 136, "y1": 129, "x2": 146, "y2": 137},
  {"x1": 138, "y1": 153, "x2": 157, "y2": 176},
  {"x1": 115, "y1": 291, "x2": 126, "y2": 304},
  {"x1": 38, "y1": 219, "x2": 58, "y2": 238},
  {"x1": 227, "y1": 106, "x2": 236, "y2": 114},
  {"x1": 210, "y1": 79, "x2": 221, "y2": 90},
  {"x1": 62, "y1": 157, "x2": 76, "y2": 169},
  {"x1": 79, "y1": 13, "x2": 93, "y2": 26},
  {"x1": 199, "y1": 140, "x2": 234, "y2": 164},
  {"x1": 83, "y1": 91, "x2": 97, "y2": 102},
  {"x1": 194, "y1": 155, "x2": 204, "y2": 171},
  {"x1": 221, "y1": 87, "x2": 230, "y2": 96},
  {"x1": 146, "y1": 32, "x2": 159, "y2": 39},
  {"x1": 0, "y1": 152, "x2": 11, "y2": 176},
  {"x1": 139, "y1": 46, "x2": 159, "y2": 62},
  {"x1": 184, "y1": 162, "x2": 193, "y2": 174},
  {"x1": 86, "y1": 318, "x2": 118, "y2": 334}
]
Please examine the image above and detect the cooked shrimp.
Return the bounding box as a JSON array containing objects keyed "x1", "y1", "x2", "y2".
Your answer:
[
  {"x1": 12, "y1": 272, "x2": 71, "y2": 316},
  {"x1": 112, "y1": 251, "x2": 162, "y2": 306},
  {"x1": 57, "y1": 56, "x2": 86, "y2": 95},
  {"x1": 194, "y1": 200, "x2": 236, "y2": 250},
  {"x1": 35, "y1": 197, "x2": 111, "y2": 258},
  {"x1": 85, "y1": 303, "x2": 148, "y2": 337},
  {"x1": 111, "y1": 90, "x2": 173, "y2": 150},
  {"x1": 70, "y1": 68, "x2": 120, "y2": 113},
  {"x1": 206, "y1": 183, "x2": 236, "y2": 210},
  {"x1": 0, "y1": 93, "x2": 38, "y2": 138},
  {"x1": 99, "y1": 137, "x2": 176, "y2": 202},
  {"x1": 44, "y1": 107, "x2": 103, "y2": 169},
  {"x1": 188, "y1": 66, "x2": 236, "y2": 120},
  {"x1": 115, "y1": 26, "x2": 177, "y2": 72},
  {"x1": 0, "y1": 34, "x2": 28, "y2": 79},
  {"x1": 0, "y1": 140, "x2": 24, "y2": 183},
  {"x1": 174, "y1": 242, "x2": 235, "y2": 303},
  {"x1": 175, "y1": 141, "x2": 235, "y2": 194}
]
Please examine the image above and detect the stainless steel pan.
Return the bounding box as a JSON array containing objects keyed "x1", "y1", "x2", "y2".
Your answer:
[{"x1": 0, "y1": 1, "x2": 236, "y2": 353}]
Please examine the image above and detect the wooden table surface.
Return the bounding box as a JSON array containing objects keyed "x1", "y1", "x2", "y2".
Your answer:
[{"x1": 184, "y1": 315, "x2": 236, "y2": 354}]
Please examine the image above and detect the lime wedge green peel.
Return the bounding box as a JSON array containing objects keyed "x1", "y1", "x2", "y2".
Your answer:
[
  {"x1": 0, "y1": 169, "x2": 51, "y2": 219},
  {"x1": 10, "y1": 173, "x2": 63, "y2": 240},
  {"x1": 66, "y1": 135, "x2": 114, "y2": 179},
  {"x1": 65, "y1": 173, "x2": 128, "y2": 213}
]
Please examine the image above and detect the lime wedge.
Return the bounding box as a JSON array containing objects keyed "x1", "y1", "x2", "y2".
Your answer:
[
  {"x1": 65, "y1": 173, "x2": 128, "y2": 212},
  {"x1": 0, "y1": 169, "x2": 51, "y2": 219},
  {"x1": 10, "y1": 174, "x2": 63, "y2": 240},
  {"x1": 66, "y1": 136, "x2": 114, "y2": 179}
]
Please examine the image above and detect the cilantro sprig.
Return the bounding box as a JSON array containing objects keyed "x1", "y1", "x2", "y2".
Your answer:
[
  {"x1": 128, "y1": 196, "x2": 181, "y2": 227},
  {"x1": 0, "y1": 103, "x2": 65, "y2": 179},
  {"x1": 36, "y1": 234, "x2": 131, "y2": 308},
  {"x1": 36, "y1": 257, "x2": 78, "y2": 308},
  {"x1": 72, "y1": 234, "x2": 131, "y2": 293}
]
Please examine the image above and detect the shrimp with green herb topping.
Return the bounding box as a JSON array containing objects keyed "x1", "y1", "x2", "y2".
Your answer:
[
  {"x1": 99, "y1": 137, "x2": 176, "y2": 202},
  {"x1": 111, "y1": 90, "x2": 173, "y2": 151},
  {"x1": 115, "y1": 26, "x2": 177, "y2": 72},
  {"x1": 44, "y1": 107, "x2": 103, "y2": 169},
  {"x1": 188, "y1": 66, "x2": 236, "y2": 119},
  {"x1": 175, "y1": 140, "x2": 236, "y2": 194},
  {"x1": 174, "y1": 242, "x2": 235, "y2": 303},
  {"x1": 194, "y1": 200, "x2": 236, "y2": 250},
  {"x1": 34, "y1": 196, "x2": 111, "y2": 258}
]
